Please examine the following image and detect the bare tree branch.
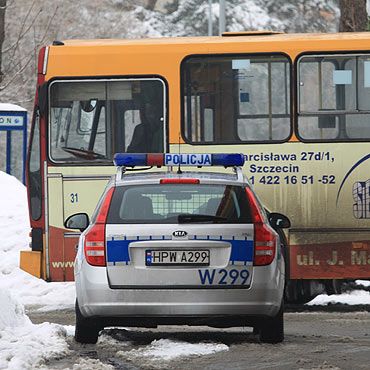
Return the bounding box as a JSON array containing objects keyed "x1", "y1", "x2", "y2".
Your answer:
[
  {"x1": 6, "y1": 73, "x2": 33, "y2": 101},
  {"x1": 0, "y1": 4, "x2": 58, "y2": 91},
  {"x1": 38, "y1": 5, "x2": 58, "y2": 45},
  {"x1": 2, "y1": 7, "x2": 42, "y2": 53},
  {"x1": 0, "y1": 51, "x2": 33, "y2": 90},
  {"x1": 8, "y1": 0, "x2": 37, "y2": 61}
]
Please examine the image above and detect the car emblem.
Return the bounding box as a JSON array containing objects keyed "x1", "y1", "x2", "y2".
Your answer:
[{"x1": 173, "y1": 230, "x2": 187, "y2": 237}]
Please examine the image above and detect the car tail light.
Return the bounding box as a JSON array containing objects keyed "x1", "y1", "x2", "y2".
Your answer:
[
  {"x1": 84, "y1": 188, "x2": 114, "y2": 266},
  {"x1": 160, "y1": 179, "x2": 200, "y2": 184},
  {"x1": 253, "y1": 223, "x2": 276, "y2": 266},
  {"x1": 84, "y1": 224, "x2": 106, "y2": 266},
  {"x1": 245, "y1": 187, "x2": 276, "y2": 266}
]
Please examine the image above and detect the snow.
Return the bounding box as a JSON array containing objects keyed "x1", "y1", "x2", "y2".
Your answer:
[
  {"x1": 118, "y1": 338, "x2": 229, "y2": 361},
  {"x1": 307, "y1": 290, "x2": 370, "y2": 306},
  {"x1": 0, "y1": 171, "x2": 75, "y2": 307},
  {"x1": 0, "y1": 103, "x2": 27, "y2": 112},
  {"x1": 0, "y1": 170, "x2": 369, "y2": 368},
  {"x1": 0, "y1": 322, "x2": 70, "y2": 370},
  {"x1": 0, "y1": 171, "x2": 74, "y2": 369},
  {"x1": 307, "y1": 281, "x2": 370, "y2": 306}
]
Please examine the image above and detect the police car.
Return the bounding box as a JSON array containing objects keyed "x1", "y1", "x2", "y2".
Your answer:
[{"x1": 64, "y1": 153, "x2": 290, "y2": 344}]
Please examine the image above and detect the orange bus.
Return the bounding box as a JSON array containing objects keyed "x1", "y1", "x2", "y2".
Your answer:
[{"x1": 21, "y1": 31, "x2": 370, "y2": 302}]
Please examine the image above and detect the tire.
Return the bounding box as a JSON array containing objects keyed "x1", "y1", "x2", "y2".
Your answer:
[
  {"x1": 324, "y1": 279, "x2": 343, "y2": 295},
  {"x1": 285, "y1": 279, "x2": 325, "y2": 304},
  {"x1": 75, "y1": 300, "x2": 101, "y2": 344},
  {"x1": 259, "y1": 301, "x2": 284, "y2": 344}
]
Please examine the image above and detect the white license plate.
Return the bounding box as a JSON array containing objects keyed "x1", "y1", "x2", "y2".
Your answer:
[{"x1": 146, "y1": 250, "x2": 210, "y2": 266}]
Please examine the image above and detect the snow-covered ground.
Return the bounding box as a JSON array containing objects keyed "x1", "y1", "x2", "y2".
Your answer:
[{"x1": 0, "y1": 170, "x2": 369, "y2": 369}]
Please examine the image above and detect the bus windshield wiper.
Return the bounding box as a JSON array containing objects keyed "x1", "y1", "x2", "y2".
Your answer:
[
  {"x1": 62, "y1": 147, "x2": 105, "y2": 160},
  {"x1": 178, "y1": 214, "x2": 227, "y2": 223}
]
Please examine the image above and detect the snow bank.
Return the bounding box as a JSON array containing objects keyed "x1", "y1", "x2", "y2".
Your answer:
[
  {"x1": 0, "y1": 171, "x2": 74, "y2": 368},
  {"x1": 0, "y1": 284, "x2": 70, "y2": 369},
  {"x1": 356, "y1": 279, "x2": 370, "y2": 287},
  {"x1": 0, "y1": 171, "x2": 75, "y2": 307},
  {"x1": 307, "y1": 289, "x2": 370, "y2": 306},
  {"x1": 0, "y1": 317, "x2": 70, "y2": 369},
  {"x1": 0, "y1": 286, "x2": 29, "y2": 331}
]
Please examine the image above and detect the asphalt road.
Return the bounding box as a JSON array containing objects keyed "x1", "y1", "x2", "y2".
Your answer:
[{"x1": 27, "y1": 305, "x2": 370, "y2": 370}]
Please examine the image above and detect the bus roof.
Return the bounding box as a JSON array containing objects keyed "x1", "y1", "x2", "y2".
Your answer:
[
  {"x1": 44, "y1": 32, "x2": 370, "y2": 79},
  {"x1": 56, "y1": 31, "x2": 370, "y2": 47}
]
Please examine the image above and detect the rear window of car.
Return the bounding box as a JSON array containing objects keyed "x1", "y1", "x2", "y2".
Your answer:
[{"x1": 107, "y1": 184, "x2": 253, "y2": 224}]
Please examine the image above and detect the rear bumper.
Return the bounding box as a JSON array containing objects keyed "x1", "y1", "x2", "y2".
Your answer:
[{"x1": 75, "y1": 259, "x2": 284, "y2": 324}]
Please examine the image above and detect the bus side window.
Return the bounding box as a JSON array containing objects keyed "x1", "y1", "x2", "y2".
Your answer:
[
  {"x1": 236, "y1": 60, "x2": 291, "y2": 142},
  {"x1": 28, "y1": 111, "x2": 42, "y2": 221},
  {"x1": 182, "y1": 55, "x2": 291, "y2": 144},
  {"x1": 297, "y1": 54, "x2": 370, "y2": 141}
]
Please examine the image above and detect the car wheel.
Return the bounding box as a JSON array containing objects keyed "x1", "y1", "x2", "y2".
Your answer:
[
  {"x1": 75, "y1": 300, "x2": 101, "y2": 344},
  {"x1": 259, "y1": 301, "x2": 284, "y2": 344}
]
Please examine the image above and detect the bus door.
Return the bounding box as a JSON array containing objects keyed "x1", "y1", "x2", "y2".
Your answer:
[
  {"x1": 46, "y1": 170, "x2": 112, "y2": 281},
  {"x1": 47, "y1": 93, "x2": 113, "y2": 281},
  {"x1": 44, "y1": 78, "x2": 167, "y2": 281}
]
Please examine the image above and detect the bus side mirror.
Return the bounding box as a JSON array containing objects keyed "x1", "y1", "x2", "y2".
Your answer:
[
  {"x1": 37, "y1": 82, "x2": 48, "y2": 116},
  {"x1": 269, "y1": 212, "x2": 290, "y2": 229},
  {"x1": 64, "y1": 213, "x2": 89, "y2": 232}
]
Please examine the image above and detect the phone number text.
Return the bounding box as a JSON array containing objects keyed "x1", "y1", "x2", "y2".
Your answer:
[{"x1": 249, "y1": 175, "x2": 336, "y2": 185}]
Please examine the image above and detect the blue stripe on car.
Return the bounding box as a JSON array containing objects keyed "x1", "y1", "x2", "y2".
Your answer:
[{"x1": 106, "y1": 236, "x2": 253, "y2": 265}]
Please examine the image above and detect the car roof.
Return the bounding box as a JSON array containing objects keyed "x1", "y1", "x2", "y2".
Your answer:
[{"x1": 114, "y1": 169, "x2": 246, "y2": 187}]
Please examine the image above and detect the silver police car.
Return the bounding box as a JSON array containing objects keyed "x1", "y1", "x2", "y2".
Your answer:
[{"x1": 64, "y1": 153, "x2": 290, "y2": 344}]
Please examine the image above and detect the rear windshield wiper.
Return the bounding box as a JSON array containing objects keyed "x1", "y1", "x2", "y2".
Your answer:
[{"x1": 178, "y1": 214, "x2": 227, "y2": 223}]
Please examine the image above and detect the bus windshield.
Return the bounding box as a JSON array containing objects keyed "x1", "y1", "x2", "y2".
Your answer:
[{"x1": 49, "y1": 78, "x2": 166, "y2": 163}]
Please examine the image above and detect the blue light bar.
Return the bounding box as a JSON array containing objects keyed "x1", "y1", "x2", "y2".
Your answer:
[
  {"x1": 113, "y1": 153, "x2": 245, "y2": 167},
  {"x1": 212, "y1": 154, "x2": 244, "y2": 167},
  {"x1": 114, "y1": 153, "x2": 148, "y2": 166}
]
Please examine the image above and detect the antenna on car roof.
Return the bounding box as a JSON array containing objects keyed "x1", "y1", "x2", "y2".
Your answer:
[{"x1": 177, "y1": 132, "x2": 182, "y2": 174}]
